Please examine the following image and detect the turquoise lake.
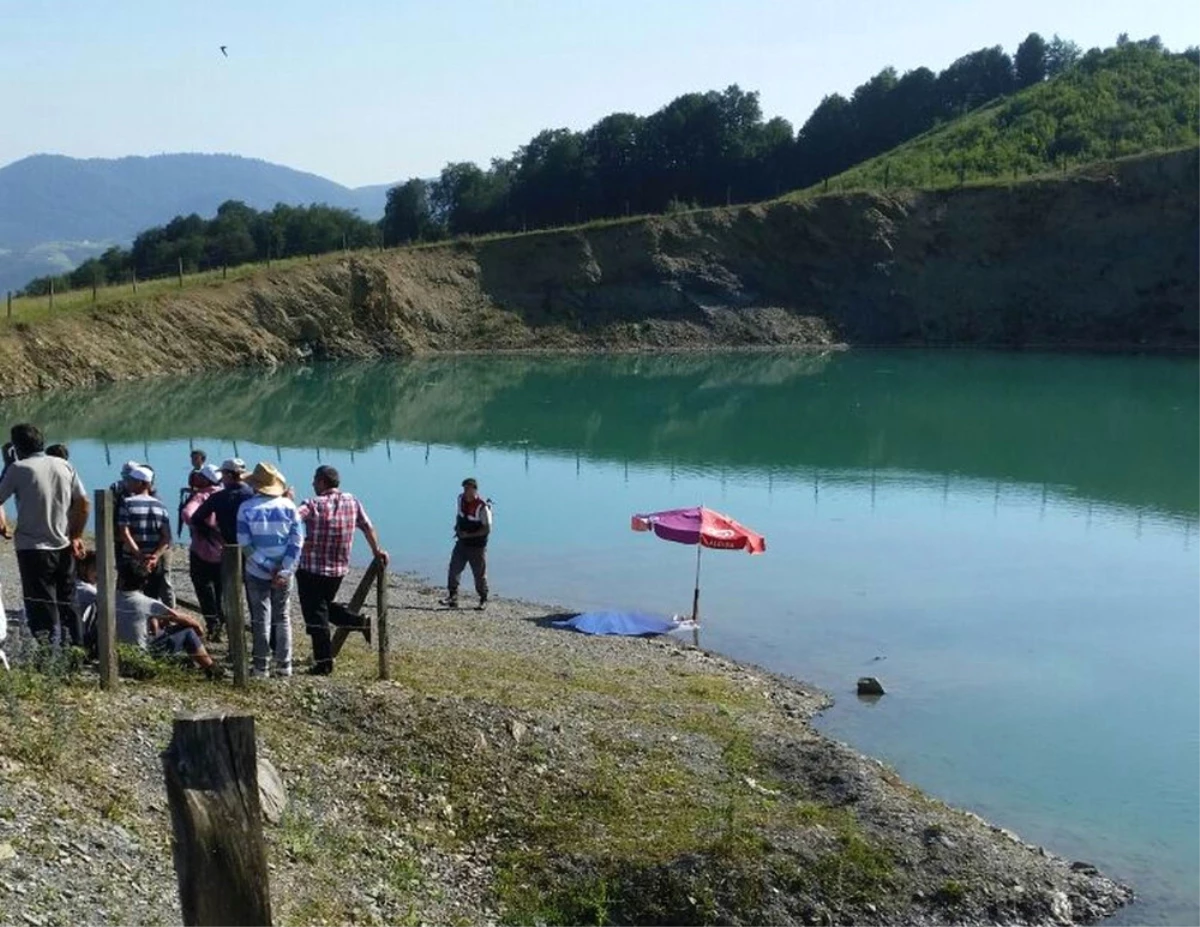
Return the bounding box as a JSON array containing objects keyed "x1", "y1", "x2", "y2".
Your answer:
[{"x1": 1, "y1": 350, "x2": 1196, "y2": 924}]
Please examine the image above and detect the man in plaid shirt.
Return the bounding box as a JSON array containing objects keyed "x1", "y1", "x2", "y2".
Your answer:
[{"x1": 295, "y1": 465, "x2": 388, "y2": 675}]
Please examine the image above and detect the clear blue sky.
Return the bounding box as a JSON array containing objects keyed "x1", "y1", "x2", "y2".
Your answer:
[{"x1": 1, "y1": 0, "x2": 1195, "y2": 188}]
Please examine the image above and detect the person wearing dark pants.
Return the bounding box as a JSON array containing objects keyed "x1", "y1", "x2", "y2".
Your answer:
[
  {"x1": 441, "y1": 477, "x2": 492, "y2": 611},
  {"x1": 180, "y1": 463, "x2": 226, "y2": 640},
  {"x1": 15, "y1": 548, "x2": 81, "y2": 645},
  {"x1": 0, "y1": 423, "x2": 90, "y2": 647},
  {"x1": 295, "y1": 466, "x2": 388, "y2": 675}
]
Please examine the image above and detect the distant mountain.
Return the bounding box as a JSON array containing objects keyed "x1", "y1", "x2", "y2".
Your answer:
[{"x1": 0, "y1": 152, "x2": 395, "y2": 292}]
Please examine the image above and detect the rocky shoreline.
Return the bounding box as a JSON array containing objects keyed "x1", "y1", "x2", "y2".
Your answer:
[{"x1": 0, "y1": 546, "x2": 1133, "y2": 925}]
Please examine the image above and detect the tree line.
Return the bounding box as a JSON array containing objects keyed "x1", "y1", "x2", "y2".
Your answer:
[
  {"x1": 380, "y1": 32, "x2": 1111, "y2": 243},
  {"x1": 20, "y1": 201, "x2": 379, "y2": 296}
]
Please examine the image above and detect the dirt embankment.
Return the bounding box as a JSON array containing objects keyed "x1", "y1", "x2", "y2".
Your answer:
[{"x1": 0, "y1": 149, "x2": 1195, "y2": 398}]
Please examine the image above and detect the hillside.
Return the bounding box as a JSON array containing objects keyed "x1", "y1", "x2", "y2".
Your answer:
[
  {"x1": 816, "y1": 42, "x2": 1199, "y2": 191},
  {"x1": 0, "y1": 153, "x2": 394, "y2": 292},
  {"x1": 0, "y1": 148, "x2": 1194, "y2": 400}
]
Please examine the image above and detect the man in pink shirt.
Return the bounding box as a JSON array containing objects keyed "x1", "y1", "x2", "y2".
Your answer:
[
  {"x1": 181, "y1": 463, "x2": 226, "y2": 640},
  {"x1": 296, "y1": 465, "x2": 388, "y2": 675}
]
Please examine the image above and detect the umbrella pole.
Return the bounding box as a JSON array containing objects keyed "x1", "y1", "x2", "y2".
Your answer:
[{"x1": 691, "y1": 544, "x2": 702, "y2": 647}]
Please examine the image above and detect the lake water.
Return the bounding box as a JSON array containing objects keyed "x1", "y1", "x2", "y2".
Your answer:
[{"x1": 1, "y1": 350, "x2": 1196, "y2": 924}]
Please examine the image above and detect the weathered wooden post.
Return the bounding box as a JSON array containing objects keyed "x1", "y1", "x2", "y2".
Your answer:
[
  {"x1": 92, "y1": 269, "x2": 99, "y2": 303},
  {"x1": 162, "y1": 712, "x2": 273, "y2": 926},
  {"x1": 222, "y1": 545, "x2": 248, "y2": 687},
  {"x1": 132, "y1": 268, "x2": 138, "y2": 294},
  {"x1": 95, "y1": 489, "x2": 118, "y2": 689},
  {"x1": 49, "y1": 278, "x2": 54, "y2": 311},
  {"x1": 5, "y1": 291, "x2": 11, "y2": 319},
  {"x1": 177, "y1": 256, "x2": 184, "y2": 288},
  {"x1": 376, "y1": 557, "x2": 389, "y2": 681}
]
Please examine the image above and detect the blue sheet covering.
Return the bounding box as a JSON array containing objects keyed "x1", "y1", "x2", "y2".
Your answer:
[{"x1": 551, "y1": 610, "x2": 680, "y2": 637}]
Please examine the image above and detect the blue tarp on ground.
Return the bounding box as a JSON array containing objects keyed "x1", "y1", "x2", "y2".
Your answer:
[{"x1": 551, "y1": 610, "x2": 681, "y2": 637}]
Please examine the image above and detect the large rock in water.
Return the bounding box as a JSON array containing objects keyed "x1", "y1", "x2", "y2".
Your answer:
[
  {"x1": 257, "y1": 757, "x2": 287, "y2": 824},
  {"x1": 857, "y1": 676, "x2": 886, "y2": 696}
]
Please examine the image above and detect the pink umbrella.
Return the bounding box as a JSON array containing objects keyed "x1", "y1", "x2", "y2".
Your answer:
[{"x1": 631, "y1": 506, "x2": 766, "y2": 628}]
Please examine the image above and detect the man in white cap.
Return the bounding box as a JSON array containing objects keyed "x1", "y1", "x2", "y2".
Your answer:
[
  {"x1": 190, "y1": 457, "x2": 253, "y2": 546},
  {"x1": 236, "y1": 462, "x2": 304, "y2": 678},
  {"x1": 117, "y1": 464, "x2": 175, "y2": 606}
]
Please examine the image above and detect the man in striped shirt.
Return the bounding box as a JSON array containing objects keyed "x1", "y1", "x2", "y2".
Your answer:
[
  {"x1": 117, "y1": 464, "x2": 175, "y2": 606},
  {"x1": 236, "y1": 462, "x2": 304, "y2": 679},
  {"x1": 295, "y1": 465, "x2": 388, "y2": 675}
]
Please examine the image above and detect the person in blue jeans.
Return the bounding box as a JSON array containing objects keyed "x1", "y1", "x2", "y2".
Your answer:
[{"x1": 236, "y1": 462, "x2": 304, "y2": 679}]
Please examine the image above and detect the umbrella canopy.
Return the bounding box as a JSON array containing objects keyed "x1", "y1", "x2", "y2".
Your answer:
[{"x1": 631, "y1": 506, "x2": 766, "y2": 554}]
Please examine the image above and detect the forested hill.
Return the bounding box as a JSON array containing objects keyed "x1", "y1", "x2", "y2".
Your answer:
[
  {"x1": 380, "y1": 34, "x2": 1198, "y2": 243},
  {"x1": 816, "y1": 40, "x2": 1200, "y2": 191}
]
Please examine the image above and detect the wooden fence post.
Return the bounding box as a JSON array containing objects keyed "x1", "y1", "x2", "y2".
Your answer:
[
  {"x1": 132, "y1": 268, "x2": 138, "y2": 294},
  {"x1": 162, "y1": 712, "x2": 273, "y2": 926},
  {"x1": 222, "y1": 545, "x2": 248, "y2": 687},
  {"x1": 5, "y1": 291, "x2": 11, "y2": 319},
  {"x1": 49, "y1": 278, "x2": 54, "y2": 311},
  {"x1": 92, "y1": 271, "x2": 98, "y2": 304},
  {"x1": 177, "y1": 256, "x2": 184, "y2": 288},
  {"x1": 376, "y1": 558, "x2": 389, "y2": 680},
  {"x1": 95, "y1": 489, "x2": 118, "y2": 689}
]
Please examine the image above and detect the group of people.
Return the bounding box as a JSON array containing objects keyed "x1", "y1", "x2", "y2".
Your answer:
[{"x1": 0, "y1": 423, "x2": 494, "y2": 679}]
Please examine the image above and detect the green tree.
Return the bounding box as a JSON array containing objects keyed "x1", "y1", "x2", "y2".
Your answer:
[
  {"x1": 1015, "y1": 33, "x2": 1048, "y2": 88},
  {"x1": 382, "y1": 178, "x2": 438, "y2": 244},
  {"x1": 1046, "y1": 35, "x2": 1082, "y2": 76}
]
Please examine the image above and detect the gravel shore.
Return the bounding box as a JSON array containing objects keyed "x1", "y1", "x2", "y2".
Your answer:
[{"x1": 0, "y1": 545, "x2": 1132, "y2": 926}]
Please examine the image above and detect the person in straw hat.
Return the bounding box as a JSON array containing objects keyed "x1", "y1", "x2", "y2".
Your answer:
[{"x1": 236, "y1": 462, "x2": 304, "y2": 678}]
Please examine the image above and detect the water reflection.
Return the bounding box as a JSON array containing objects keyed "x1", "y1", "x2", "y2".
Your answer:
[{"x1": 0, "y1": 350, "x2": 1195, "y2": 523}]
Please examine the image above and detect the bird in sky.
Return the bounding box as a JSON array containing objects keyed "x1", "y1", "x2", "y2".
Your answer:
[{"x1": 219, "y1": 45, "x2": 228, "y2": 57}]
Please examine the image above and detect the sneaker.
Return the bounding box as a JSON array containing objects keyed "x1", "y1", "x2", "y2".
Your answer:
[
  {"x1": 306, "y1": 663, "x2": 333, "y2": 676},
  {"x1": 204, "y1": 661, "x2": 227, "y2": 680},
  {"x1": 476, "y1": 599, "x2": 488, "y2": 612},
  {"x1": 439, "y1": 597, "x2": 459, "y2": 609}
]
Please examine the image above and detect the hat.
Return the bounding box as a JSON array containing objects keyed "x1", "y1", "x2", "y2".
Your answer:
[
  {"x1": 246, "y1": 462, "x2": 287, "y2": 497},
  {"x1": 198, "y1": 463, "x2": 223, "y2": 485},
  {"x1": 220, "y1": 457, "x2": 247, "y2": 474},
  {"x1": 127, "y1": 465, "x2": 154, "y2": 484},
  {"x1": 120, "y1": 460, "x2": 141, "y2": 478}
]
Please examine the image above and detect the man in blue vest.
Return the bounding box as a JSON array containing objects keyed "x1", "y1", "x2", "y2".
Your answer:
[{"x1": 440, "y1": 477, "x2": 491, "y2": 611}]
